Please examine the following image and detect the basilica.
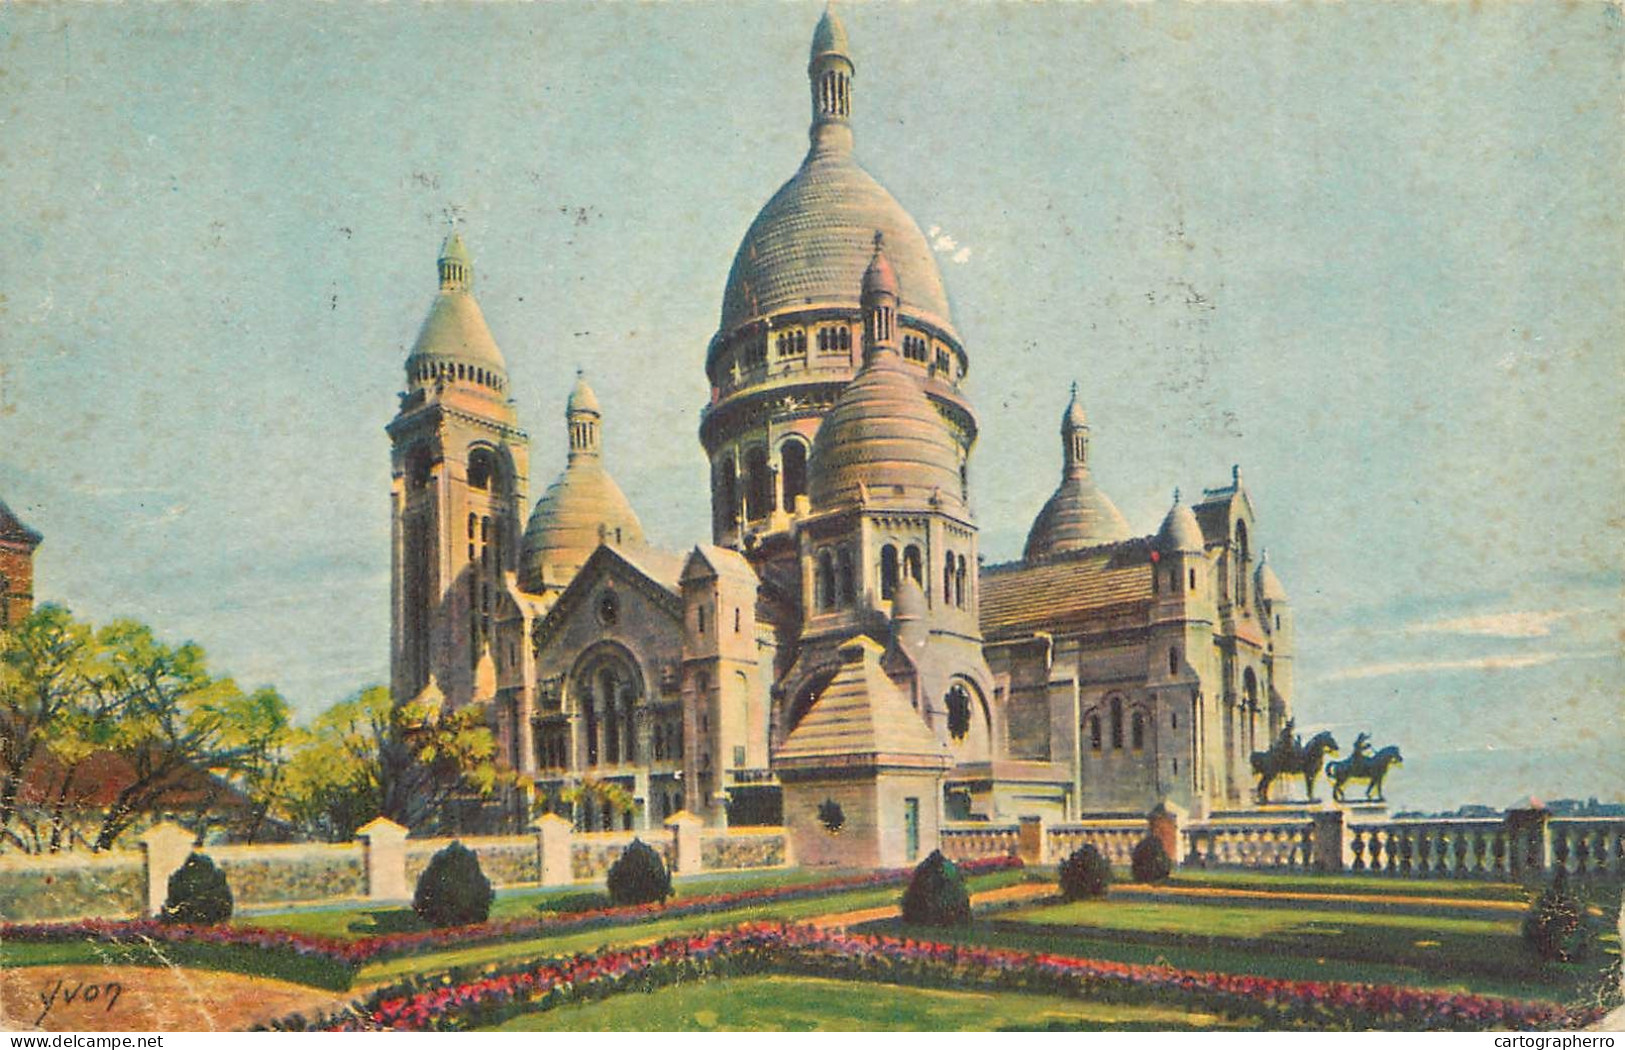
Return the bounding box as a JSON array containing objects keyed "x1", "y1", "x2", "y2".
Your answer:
[{"x1": 387, "y1": 11, "x2": 1295, "y2": 865}]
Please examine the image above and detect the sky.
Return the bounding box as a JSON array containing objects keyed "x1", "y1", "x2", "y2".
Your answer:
[{"x1": 1, "y1": 1, "x2": 1620, "y2": 814}]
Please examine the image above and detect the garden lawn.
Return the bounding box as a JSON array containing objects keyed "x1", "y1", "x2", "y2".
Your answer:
[
  {"x1": 355, "y1": 868, "x2": 1031, "y2": 985},
  {"x1": 238, "y1": 867, "x2": 868, "y2": 941},
  {"x1": 487, "y1": 974, "x2": 1251, "y2": 1032}
]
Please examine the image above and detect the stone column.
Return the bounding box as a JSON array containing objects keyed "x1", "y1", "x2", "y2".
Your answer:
[
  {"x1": 1505, "y1": 807, "x2": 1551, "y2": 878},
  {"x1": 533, "y1": 812, "x2": 575, "y2": 886},
  {"x1": 665, "y1": 810, "x2": 705, "y2": 877},
  {"x1": 1310, "y1": 808, "x2": 1350, "y2": 873},
  {"x1": 1017, "y1": 814, "x2": 1049, "y2": 866},
  {"x1": 1148, "y1": 800, "x2": 1188, "y2": 865},
  {"x1": 139, "y1": 822, "x2": 196, "y2": 918},
  {"x1": 356, "y1": 817, "x2": 410, "y2": 901}
]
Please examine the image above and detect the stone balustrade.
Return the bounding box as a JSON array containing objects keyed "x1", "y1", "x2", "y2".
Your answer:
[
  {"x1": 1049, "y1": 820, "x2": 1144, "y2": 868},
  {"x1": 1184, "y1": 819, "x2": 1317, "y2": 871},
  {"x1": 939, "y1": 822, "x2": 1019, "y2": 862}
]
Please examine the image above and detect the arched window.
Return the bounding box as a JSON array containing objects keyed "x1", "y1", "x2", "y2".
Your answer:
[
  {"x1": 1110, "y1": 697, "x2": 1124, "y2": 750},
  {"x1": 903, "y1": 545, "x2": 922, "y2": 585},
  {"x1": 1169, "y1": 647, "x2": 1180, "y2": 676},
  {"x1": 1235, "y1": 521, "x2": 1250, "y2": 610},
  {"x1": 743, "y1": 446, "x2": 772, "y2": 520},
  {"x1": 714, "y1": 454, "x2": 738, "y2": 533},
  {"x1": 839, "y1": 327, "x2": 851, "y2": 351},
  {"x1": 838, "y1": 550, "x2": 855, "y2": 605},
  {"x1": 781, "y1": 440, "x2": 808, "y2": 509},
  {"x1": 955, "y1": 555, "x2": 968, "y2": 609},
  {"x1": 1243, "y1": 667, "x2": 1259, "y2": 710},
  {"x1": 1131, "y1": 711, "x2": 1145, "y2": 750},
  {"x1": 816, "y1": 551, "x2": 836, "y2": 612},
  {"x1": 1189, "y1": 568, "x2": 1197, "y2": 591},
  {"x1": 880, "y1": 545, "x2": 899, "y2": 601},
  {"x1": 1089, "y1": 715, "x2": 1102, "y2": 751},
  {"x1": 1171, "y1": 711, "x2": 1179, "y2": 729},
  {"x1": 945, "y1": 685, "x2": 972, "y2": 741}
]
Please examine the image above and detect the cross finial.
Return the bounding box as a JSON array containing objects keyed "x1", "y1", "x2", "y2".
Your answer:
[{"x1": 1173, "y1": 487, "x2": 1181, "y2": 505}]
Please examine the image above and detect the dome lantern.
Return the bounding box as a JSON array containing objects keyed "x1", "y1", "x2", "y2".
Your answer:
[
  {"x1": 1022, "y1": 384, "x2": 1131, "y2": 560},
  {"x1": 808, "y1": 5, "x2": 855, "y2": 155}
]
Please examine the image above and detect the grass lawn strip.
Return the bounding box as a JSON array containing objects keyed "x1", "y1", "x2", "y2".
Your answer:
[
  {"x1": 487, "y1": 973, "x2": 1247, "y2": 1032},
  {"x1": 1168, "y1": 870, "x2": 1535, "y2": 901}
]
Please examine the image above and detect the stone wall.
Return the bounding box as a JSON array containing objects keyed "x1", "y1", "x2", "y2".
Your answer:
[
  {"x1": 0, "y1": 817, "x2": 786, "y2": 921},
  {"x1": 212, "y1": 843, "x2": 366, "y2": 907},
  {"x1": 0, "y1": 851, "x2": 143, "y2": 921}
]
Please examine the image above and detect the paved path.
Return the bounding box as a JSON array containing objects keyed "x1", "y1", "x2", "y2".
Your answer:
[
  {"x1": 806, "y1": 881, "x2": 1054, "y2": 931},
  {"x1": 1111, "y1": 882, "x2": 1529, "y2": 913}
]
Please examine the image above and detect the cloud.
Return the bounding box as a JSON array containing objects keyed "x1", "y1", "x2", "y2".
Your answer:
[
  {"x1": 1404, "y1": 609, "x2": 1573, "y2": 639},
  {"x1": 1320, "y1": 650, "x2": 1608, "y2": 682},
  {"x1": 928, "y1": 225, "x2": 972, "y2": 264}
]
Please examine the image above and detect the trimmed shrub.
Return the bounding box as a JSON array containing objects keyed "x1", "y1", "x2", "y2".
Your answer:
[
  {"x1": 1131, "y1": 835, "x2": 1172, "y2": 883},
  {"x1": 900, "y1": 849, "x2": 971, "y2": 927},
  {"x1": 1523, "y1": 869, "x2": 1591, "y2": 962},
  {"x1": 1059, "y1": 844, "x2": 1112, "y2": 900},
  {"x1": 607, "y1": 839, "x2": 672, "y2": 906},
  {"x1": 413, "y1": 841, "x2": 494, "y2": 928},
  {"x1": 159, "y1": 852, "x2": 233, "y2": 925}
]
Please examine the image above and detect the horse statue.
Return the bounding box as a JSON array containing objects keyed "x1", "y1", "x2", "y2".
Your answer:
[
  {"x1": 1326, "y1": 733, "x2": 1404, "y2": 801},
  {"x1": 1250, "y1": 721, "x2": 1298, "y2": 803},
  {"x1": 1297, "y1": 730, "x2": 1340, "y2": 801},
  {"x1": 1252, "y1": 723, "x2": 1341, "y2": 803}
]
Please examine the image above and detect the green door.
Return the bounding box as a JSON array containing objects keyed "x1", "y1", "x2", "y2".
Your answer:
[{"x1": 904, "y1": 797, "x2": 920, "y2": 861}]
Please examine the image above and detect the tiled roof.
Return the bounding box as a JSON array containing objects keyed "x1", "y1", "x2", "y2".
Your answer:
[
  {"x1": 0, "y1": 499, "x2": 41, "y2": 547},
  {"x1": 979, "y1": 540, "x2": 1154, "y2": 638},
  {"x1": 776, "y1": 636, "x2": 948, "y2": 767}
]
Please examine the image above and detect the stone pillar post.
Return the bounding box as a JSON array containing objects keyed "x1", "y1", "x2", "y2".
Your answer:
[
  {"x1": 665, "y1": 810, "x2": 705, "y2": 877},
  {"x1": 533, "y1": 812, "x2": 575, "y2": 886},
  {"x1": 1017, "y1": 814, "x2": 1049, "y2": 867},
  {"x1": 1148, "y1": 800, "x2": 1188, "y2": 865},
  {"x1": 1310, "y1": 808, "x2": 1350, "y2": 873},
  {"x1": 139, "y1": 822, "x2": 196, "y2": 918},
  {"x1": 1505, "y1": 807, "x2": 1551, "y2": 878},
  {"x1": 356, "y1": 817, "x2": 410, "y2": 901}
]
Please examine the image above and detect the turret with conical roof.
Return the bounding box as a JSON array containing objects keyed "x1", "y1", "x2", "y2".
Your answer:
[
  {"x1": 1156, "y1": 490, "x2": 1206, "y2": 555},
  {"x1": 1023, "y1": 384, "x2": 1132, "y2": 560}
]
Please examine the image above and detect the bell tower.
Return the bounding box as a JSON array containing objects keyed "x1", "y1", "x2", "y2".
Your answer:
[{"x1": 388, "y1": 232, "x2": 530, "y2": 711}]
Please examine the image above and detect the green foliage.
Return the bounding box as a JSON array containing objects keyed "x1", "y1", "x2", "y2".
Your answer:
[
  {"x1": 900, "y1": 849, "x2": 971, "y2": 926},
  {"x1": 413, "y1": 841, "x2": 494, "y2": 928},
  {"x1": 557, "y1": 777, "x2": 635, "y2": 831},
  {"x1": 1059, "y1": 844, "x2": 1113, "y2": 900},
  {"x1": 1131, "y1": 835, "x2": 1172, "y2": 883},
  {"x1": 160, "y1": 852, "x2": 234, "y2": 925},
  {"x1": 606, "y1": 838, "x2": 673, "y2": 906},
  {"x1": 1522, "y1": 869, "x2": 1591, "y2": 963}
]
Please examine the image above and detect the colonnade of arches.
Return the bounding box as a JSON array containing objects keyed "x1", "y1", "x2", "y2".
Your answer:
[
  {"x1": 410, "y1": 357, "x2": 506, "y2": 393},
  {"x1": 875, "y1": 541, "x2": 970, "y2": 609},
  {"x1": 712, "y1": 438, "x2": 810, "y2": 531}
]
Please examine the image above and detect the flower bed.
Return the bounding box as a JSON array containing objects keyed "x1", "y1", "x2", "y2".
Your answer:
[
  {"x1": 0, "y1": 856, "x2": 1024, "y2": 971},
  {"x1": 270, "y1": 923, "x2": 1600, "y2": 1032}
]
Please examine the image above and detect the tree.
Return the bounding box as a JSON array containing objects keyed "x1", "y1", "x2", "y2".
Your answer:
[
  {"x1": 0, "y1": 606, "x2": 97, "y2": 851},
  {"x1": 280, "y1": 686, "x2": 506, "y2": 839}
]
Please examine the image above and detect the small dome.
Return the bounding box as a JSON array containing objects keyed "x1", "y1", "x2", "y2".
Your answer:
[
  {"x1": 810, "y1": 7, "x2": 849, "y2": 62},
  {"x1": 1024, "y1": 479, "x2": 1131, "y2": 560},
  {"x1": 1256, "y1": 550, "x2": 1288, "y2": 602},
  {"x1": 863, "y1": 234, "x2": 899, "y2": 298},
  {"x1": 518, "y1": 463, "x2": 646, "y2": 593},
  {"x1": 440, "y1": 230, "x2": 471, "y2": 267},
  {"x1": 807, "y1": 348, "x2": 964, "y2": 512},
  {"x1": 1062, "y1": 384, "x2": 1089, "y2": 431},
  {"x1": 1156, "y1": 491, "x2": 1206, "y2": 554},
  {"x1": 567, "y1": 372, "x2": 601, "y2": 415}
]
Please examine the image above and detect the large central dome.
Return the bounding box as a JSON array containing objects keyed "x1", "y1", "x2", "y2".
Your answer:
[
  {"x1": 720, "y1": 152, "x2": 956, "y2": 339},
  {"x1": 717, "y1": 8, "x2": 956, "y2": 342}
]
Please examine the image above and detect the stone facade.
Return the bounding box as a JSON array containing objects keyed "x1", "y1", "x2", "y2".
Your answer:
[{"x1": 385, "y1": 11, "x2": 1298, "y2": 854}]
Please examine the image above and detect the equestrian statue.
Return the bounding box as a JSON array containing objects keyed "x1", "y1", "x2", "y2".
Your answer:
[
  {"x1": 1250, "y1": 721, "x2": 1340, "y2": 803},
  {"x1": 1325, "y1": 732, "x2": 1404, "y2": 802}
]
